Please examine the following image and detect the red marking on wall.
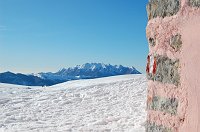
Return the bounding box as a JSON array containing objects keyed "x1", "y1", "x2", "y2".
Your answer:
[
  {"x1": 146, "y1": 55, "x2": 157, "y2": 75},
  {"x1": 153, "y1": 56, "x2": 157, "y2": 74}
]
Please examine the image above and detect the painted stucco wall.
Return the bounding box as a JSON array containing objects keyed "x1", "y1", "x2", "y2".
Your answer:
[{"x1": 146, "y1": 0, "x2": 200, "y2": 131}]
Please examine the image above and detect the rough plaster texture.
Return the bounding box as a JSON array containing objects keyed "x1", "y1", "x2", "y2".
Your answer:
[
  {"x1": 147, "y1": 0, "x2": 180, "y2": 20},
  {"x1": 146, "y1": 0, "x2": 200, "y2": 131},
  {"x1": 189, "y1": 0, "x2": 200, "y2": 7},
  {"x1": 146, "y1": 121, "x2": 172, "y2": 132},
  {"x1": 147, "y1": 96, "x2": 178, "y2": 115},
  {"x1": 170, "y1": 34, "x2": 182, "y2": 52},
  {"x1": 148, "y1": 38, "x2": 156, "y2": 47}
]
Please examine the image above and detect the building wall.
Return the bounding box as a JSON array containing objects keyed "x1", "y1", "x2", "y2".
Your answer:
[{"x1": 146, "y1": 0, "x2": 200, "y2": 131}]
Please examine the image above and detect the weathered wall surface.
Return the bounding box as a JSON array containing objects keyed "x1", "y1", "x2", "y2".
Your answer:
[{"x1": 146, "y1": 0, "x2": 200, "y2": 131}]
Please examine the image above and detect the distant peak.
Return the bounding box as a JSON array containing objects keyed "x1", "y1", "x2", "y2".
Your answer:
[
  {"x1": 58, "y1": 63, "x2": 139, "y2": 73},
  {"x1": 3, "y1": 71, "x2": 15, "y2": 75},
  {"x1": 73, "y1": 63, "x2": 107, "y2": 70}
]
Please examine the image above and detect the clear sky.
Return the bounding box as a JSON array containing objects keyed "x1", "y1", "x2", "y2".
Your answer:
[{"x1": 0, "y1": 0, "x2": 149, "y2": 74}]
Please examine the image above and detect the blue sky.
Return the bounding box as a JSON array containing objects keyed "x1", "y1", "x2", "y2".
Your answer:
[{"x1": 0, "y1": 0, "x2": 148, "y2": 74}]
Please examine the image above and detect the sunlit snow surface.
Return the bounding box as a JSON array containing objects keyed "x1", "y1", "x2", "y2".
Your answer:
[{"x1": 0, "y1": 74, "x2": 147, "y2": 132}]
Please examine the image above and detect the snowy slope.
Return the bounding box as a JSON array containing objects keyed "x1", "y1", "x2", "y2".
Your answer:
[{"x1": 0, "y1": 74, "x2": 147, "y2": 132}]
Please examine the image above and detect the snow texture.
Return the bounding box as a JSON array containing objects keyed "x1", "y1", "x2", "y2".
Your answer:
[{"x1": 0, "y1": 74, "x2": 147, "y2": 132}]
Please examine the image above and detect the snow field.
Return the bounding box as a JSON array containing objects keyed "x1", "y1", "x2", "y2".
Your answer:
[{"x1": 0, "y1": 74, "x2": 147, "y2": 132}]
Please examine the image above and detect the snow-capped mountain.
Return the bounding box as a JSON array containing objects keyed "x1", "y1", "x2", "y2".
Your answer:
[
  {"x1": 0, "y1": 72, "x2": 63, "y2": 86},
  {"x1": 39, "y1": 63, "x2": 141, "y2": 81},
  {"x1": 0, "y1": 63, "x2": 141, "y2": 86}
]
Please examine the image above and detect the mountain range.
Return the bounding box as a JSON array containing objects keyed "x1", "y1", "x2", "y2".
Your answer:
[{"x1": 0, "y1": 63, "x2": 141, "y2": 86}]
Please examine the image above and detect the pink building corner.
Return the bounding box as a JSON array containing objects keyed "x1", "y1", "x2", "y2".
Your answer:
[{"x1": 146, "y1": 0, "x2": 200, "y2": 131}]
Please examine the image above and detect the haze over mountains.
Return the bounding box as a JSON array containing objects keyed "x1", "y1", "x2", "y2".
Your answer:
[{"x1": 0, "y1": 63, "x2": 141, "y2": 86}]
